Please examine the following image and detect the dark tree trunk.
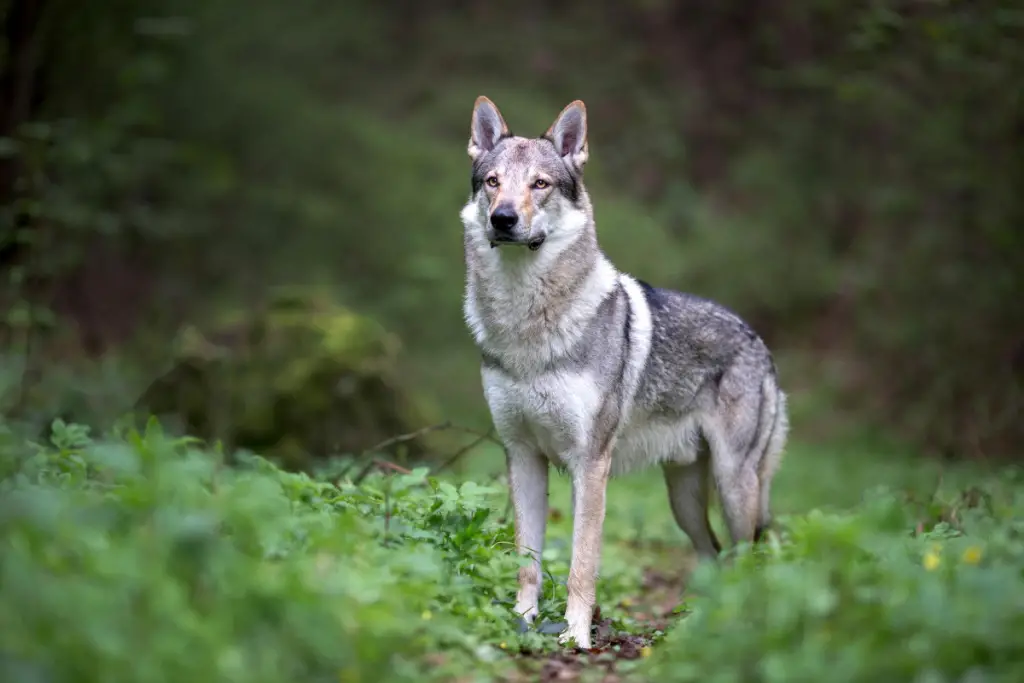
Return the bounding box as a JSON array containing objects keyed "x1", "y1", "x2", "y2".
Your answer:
[{"x1": 1, "y1": 0, "x2": 48, "y2": 268}]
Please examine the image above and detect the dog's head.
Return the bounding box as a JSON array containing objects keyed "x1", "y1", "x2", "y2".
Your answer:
[{"x1": 460, "y1": 97, "x2": 591, "y2": 252}]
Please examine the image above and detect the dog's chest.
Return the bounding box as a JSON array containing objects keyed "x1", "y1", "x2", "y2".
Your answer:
[
  {"x1": 484, "y1": 366, "x2": 703, "y2": 475},
  {"x1": 483, "y1": 369, "x2": 603, "y2": 463}
]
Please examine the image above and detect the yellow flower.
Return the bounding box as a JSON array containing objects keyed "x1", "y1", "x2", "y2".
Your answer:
[
  {"x1": 499, "y1": 642, "x2": 507, "y2": 649},
  {"x1": 961, "y1": 546, "x2": 983, "y2": 565},
  {"x1": 923, "y1": 551, "x2": 941, "y2": 571},
  {"x1": 641, "y1": 646, "x2": 652, "y2": 658},
  {"x1": 421, "y1": 610, "x2": 432, "y2": 620}
]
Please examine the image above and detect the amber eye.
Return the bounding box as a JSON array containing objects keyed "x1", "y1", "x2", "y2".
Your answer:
[
  {"x1": 533, "y1": 179, "x2": 549, "y2": 189},
  {"x1": 485, "y1": 176, "x2": 499, "y2": 188}
]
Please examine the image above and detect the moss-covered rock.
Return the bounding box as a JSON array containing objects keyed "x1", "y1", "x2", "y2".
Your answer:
[{"x1": 136, "y1": 286, "x2": 437, "y2": 471}]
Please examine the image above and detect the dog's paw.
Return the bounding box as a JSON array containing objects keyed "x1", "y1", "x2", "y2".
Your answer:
[{"x1": 557, "y1": 624, "x2": 591, "y2": 650}]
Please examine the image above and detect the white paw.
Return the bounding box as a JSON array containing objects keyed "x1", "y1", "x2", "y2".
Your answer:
[{"x1": 557, "y1": 621, "x2": 592, "y2": 650}]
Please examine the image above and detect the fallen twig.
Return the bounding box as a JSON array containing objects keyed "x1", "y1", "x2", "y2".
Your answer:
[
  {"x1": 351, "y1": 458, "x2": 379, "y2": 486},
  {"x1": 363, "y1": 421, "x2": 456, "y2": 454},
  {"x1": 375, "y1": 459, "x2": 412, "y2": 475},
  {"x1": 434, "y1": 426, "x2": 495, "y2": 473},
  {"x1": 351, "y1": 458, "x2": 412, "y2": 485},
  {"x1": 444, "y1": 424, "x2": 504, "y2": 447},
  {"x1": 345, "y1": 421, "x2": 501, "y2": 486}
]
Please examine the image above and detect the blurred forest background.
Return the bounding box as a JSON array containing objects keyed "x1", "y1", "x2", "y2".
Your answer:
[{"x1": 1, "y1": 0, "x2": 1022, "y2": 468}]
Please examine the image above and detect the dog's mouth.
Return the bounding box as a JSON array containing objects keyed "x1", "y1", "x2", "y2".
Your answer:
[{"x1": 489, "y1": 235, "x2": 546, "y2": 251}]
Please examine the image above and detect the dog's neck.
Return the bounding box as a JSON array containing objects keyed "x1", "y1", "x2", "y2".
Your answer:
[{"x1": 463, "y1": 215, "x2": 619, "y2": 375}]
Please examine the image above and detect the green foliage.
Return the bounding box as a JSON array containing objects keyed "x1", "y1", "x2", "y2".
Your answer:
[
  {"x1": 4, "y1": 1, "x2": 1024, "y2": 678},
  {"x1": 749, "y1": 0, "x2": 1024, "y2": 458},
  {"x1": 2, "y1": 1, "x2": 226, "y2": 285},
  {"x1": 2, "y1": 418, "x2": 1021, "y2": 682},
  {"x1": 5, "y1": 0, "x2": 1021, "y2": 454},
  {"x1": 134, "y1": 286, "x2": 439, "y2": 471},
  {"x1": 646, "y1": 477, "x2": 1024, "y2": 683},
  {"x1": 0, "y1": 418, "x2": 526, "y2": 682}
]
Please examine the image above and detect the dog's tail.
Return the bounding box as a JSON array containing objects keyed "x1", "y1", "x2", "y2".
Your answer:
[{"x1": 751, "y1": 372, "x2": 789, "y2": 543}]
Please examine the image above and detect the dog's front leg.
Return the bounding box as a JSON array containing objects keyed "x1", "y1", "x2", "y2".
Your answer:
[
  {"x1": 559, "y1": 454, "x2": 611, "y2": 649},
  {"x1": 507, "y1": 443, "x2": 549, "y2": 626}
]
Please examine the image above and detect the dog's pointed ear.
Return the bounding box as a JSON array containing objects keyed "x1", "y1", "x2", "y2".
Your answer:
[
  {"x1": 546, "y1": 100, "x2": 588, "y2": 171},
  {"x1": 469, "y1": 96, "x2": 509, "y2": 161}
]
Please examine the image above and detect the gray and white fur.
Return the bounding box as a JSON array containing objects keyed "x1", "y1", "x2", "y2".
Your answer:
[{"x1": 460, "y1": 96, "x2": 789, "y2": 649}]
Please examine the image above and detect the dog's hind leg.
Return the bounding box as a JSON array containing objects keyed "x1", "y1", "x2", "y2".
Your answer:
[
  {"x1": 663, "y1": 454, "x2": 721, "y2": 560},
  {"x1": 708, "y1": 428, "x2": 765, "y2": 544},
  {"x1": 712, "y1": 456, "x2": 761, "y2": 546},
  {"x1": 704, "y1": 416, "x2": 761, "y2": 547},
  {"x1": 707, "y1": 362, "x2": 782, "y2": 548}
]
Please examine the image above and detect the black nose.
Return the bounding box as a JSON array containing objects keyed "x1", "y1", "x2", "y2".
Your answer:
[{"x1": 490, "y1": 206, "x2": 519, "y2": 233}]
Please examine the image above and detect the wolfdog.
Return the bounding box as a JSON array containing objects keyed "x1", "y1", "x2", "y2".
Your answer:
[{"x1": 460, "y1": 96, "x2": 789, "y2": 649}]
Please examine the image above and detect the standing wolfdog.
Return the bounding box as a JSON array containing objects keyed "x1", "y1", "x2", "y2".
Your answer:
[{"x1": 460, "y1": 96, "x2": 789, "y2": 649}]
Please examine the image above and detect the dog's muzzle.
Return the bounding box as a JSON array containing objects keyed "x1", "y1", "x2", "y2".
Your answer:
[
  {"x1": 489, "y1": 235, "x2": 546, "y2": 251},
  {"x1": 488, "y1": 203, "x2": 545, "y2": 250}
]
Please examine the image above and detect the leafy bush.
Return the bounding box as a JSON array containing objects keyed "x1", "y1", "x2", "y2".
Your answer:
[
  {"x1": 134, "y1": 286, "x2": 439, "y2": 472},
  {"x1": 644, "y1": 477, "x2": 1024, "y2": 683},
  {"x1": 0, "y1": 418, "x2": 525, "y2": 683}
]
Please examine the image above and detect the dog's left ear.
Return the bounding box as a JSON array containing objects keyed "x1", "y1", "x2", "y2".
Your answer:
[{"x1": 546, "y1": 100, "x2": 588, "y2": 171}]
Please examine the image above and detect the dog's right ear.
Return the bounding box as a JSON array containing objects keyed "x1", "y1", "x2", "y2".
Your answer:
[{"x1": 468, "y1": 96, "x2": 509, "y2": 161}]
